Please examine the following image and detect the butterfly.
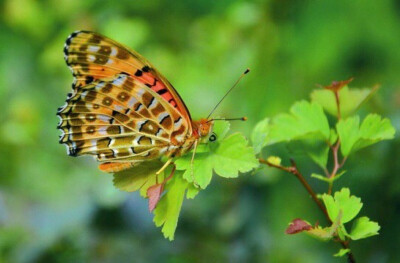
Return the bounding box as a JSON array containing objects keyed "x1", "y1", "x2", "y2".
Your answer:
[{"x1": 57, "y1": 31, "x2": 248, "y2": 177}]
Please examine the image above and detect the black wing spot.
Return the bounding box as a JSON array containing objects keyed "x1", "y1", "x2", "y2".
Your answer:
[
  {"x1": 147, "y1": 97, "x2": 155, "y2": 108},
  {"x1": 135, "y1": 103, "x2": 143, "y2": 111},
  {"x1": 159, "y1": 115, "x2": 170, "y2": 124},
  {"x1": 157, "y1": 89, "x2": 168, "y2": 95},
  {"x1": 139, "y1": 120, "x2": 148, "y2": 131},
  {"x1": 135, "y1": 70, "x2": 143, "y2": 77},
  {"x1": 142, "y1": 66, "x2": 150, "y2": 72},
  {"x1": 85, "y1": 76, "x2": 94, "y2": 84}
]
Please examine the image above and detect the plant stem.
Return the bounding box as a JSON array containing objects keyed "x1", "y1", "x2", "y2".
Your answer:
[
  {"x1": 328, "y1": 181, "x2": 333, "y2": 195},
  {"x1": 259, "y1": 158, "x2": 329, "y2": 221},
  {"x1": 334, "y1": 90, "x2": 341, "y2": 120},
  {"x1": 259, "y1": 158, "x2": 356, "y2": 263},
  {"x1": 330, "y1": 139, "x2": 341, "y2": 178}
]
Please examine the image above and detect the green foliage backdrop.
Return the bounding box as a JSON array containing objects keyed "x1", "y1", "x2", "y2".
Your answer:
[{"x1": 0, "y1": 0, "x2": 399, "y2": 262}]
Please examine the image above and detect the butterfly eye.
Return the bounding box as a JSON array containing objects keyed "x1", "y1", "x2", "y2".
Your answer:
[{"x1": 209, "y1": 133, "x2": 217, "y2": 142}]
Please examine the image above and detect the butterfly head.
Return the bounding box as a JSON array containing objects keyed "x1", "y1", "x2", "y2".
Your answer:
[{"x1": 196, "y1": 118, "x2": 214, "y2": 138}]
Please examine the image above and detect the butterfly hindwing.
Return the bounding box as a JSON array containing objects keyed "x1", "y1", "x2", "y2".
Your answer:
[{"x1": 57, "y1": 73, "x2": 189, "y2": 162}]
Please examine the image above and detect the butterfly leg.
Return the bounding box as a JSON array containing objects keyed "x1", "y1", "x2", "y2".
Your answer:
[
  {"x1": 190, "y1": 140, "x2": 199, "y2": 186},
  {"x1": 156, "y1": 158, "x2": 173, "y2": 175}
]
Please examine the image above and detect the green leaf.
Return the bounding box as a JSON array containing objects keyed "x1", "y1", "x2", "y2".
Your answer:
[
  {"x1": 349, "y1": 217, "x2": 380, "y2": 240},
  {"x1": 212, "y1": 118, "x2": 231, "y2": 140},
  {"x1": 329, "y1": 129, "x2": 338, "y2": 145},
  {"x1": 334, "y1": 248, "x2": 351, "y2": 257},
  {"x1": 322, "y1": 188, "x2": 362, "y2": 224},
  {"x1": 311, "y1": 173, "x2": 330, "y2": 183},
  {"x1": 337, "y1": 114, "x2": 395, "y2": 156},
  {"x1": 336, "y1": 116, "x2": 360, "y2": 156},
  {"x1": 113, "y1": 160, "x2": 165, "y2": 197},
  {"x1": 175, "y1": 121, "x2": 258, "y2": 189},
  {"x1": 311, "y1": 86, "x2": 377, "y2": 117},
  {"x1": 268, "y1": 101, "x2": 330, "y2": 144},
  {"x1": 251, "y1": 118, "x2": 269, "y2": 154},
  {"x1": 355, "y1": 114, "x2": 396, "y2": 151},
  {"x1": 186, "y1": 184, "x2": 200, "y2": 199},
  {"x1": 337, "y1": 224, "x2": 349, "y2": 241},
  {"x1": 153, "y1": 173, "x2": 189, "y2": 241},
  {"x1": 263, "y1": 101, "x2": 331, "y2": 168}
]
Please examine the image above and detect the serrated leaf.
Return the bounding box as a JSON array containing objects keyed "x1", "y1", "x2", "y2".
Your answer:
[
  {"x1": 113, "y1": 160, "x2": 165, "y2": 197},
  {"x1": 251, "y1": 118, "x2": 270, "y2": 154},
  {"x1": 268, "y1": 101, "x2": 330, "y2": 144},
  {"x1": 322, "y1": 188, "x2": 362, "y2": 223},
  {"x1": 153, "y1": 173, "x2": 188, "y2": 241},
  {"x1": 337, "y1": 114, "x2": 395, "y2": 156},
  {"x1": 175, "y1": 121, "x2": 258, "y2": 189},
  {"x1": 212, "y1": 119, "x2": 230, "y2": 140},
  {"x1": 311, "y1": 86, "x2": 377, "y2": 117},
  {"x1": 337, "y1": 116, "x2": 360, "y2": 156},
  {"x1": 334, "y1": 248, "x2": 351, "y2": 257},
  {"x1": 349, "y1": 217, "x2": 380, "y2": 240},
  {"x1": 355, "y1": 114, "x2": 396, "y2": 150},
  {"x1": 186, "y1": 184, "x2": 199, "y2": 199},
  {"x1": 263, "y1": 101, "x2": 330, "y2": 168}
]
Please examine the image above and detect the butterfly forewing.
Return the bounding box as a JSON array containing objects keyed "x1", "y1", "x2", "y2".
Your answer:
[{"x1": 64, "y1": 30, "x2": 192, "y2": 127}]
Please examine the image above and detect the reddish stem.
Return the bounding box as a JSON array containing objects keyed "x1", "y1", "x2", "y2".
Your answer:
[
  {"x1": 259, "y1": 158, "x2": 329, "y2": 220},
  {"x1": 334, "y1": 90, "x2": 341, "y2": 120}
]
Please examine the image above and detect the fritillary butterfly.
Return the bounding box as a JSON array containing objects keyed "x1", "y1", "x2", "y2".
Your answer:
[{"x1": 57, "y1": 31, "x2": 245, "y2": 175}]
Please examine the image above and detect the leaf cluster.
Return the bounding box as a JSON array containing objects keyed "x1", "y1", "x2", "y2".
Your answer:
[
  {"x1": 252, "y1": 80, "x2": 395, "y2": 258},
  {"x1": 113, "y1": 120, "x2": 258, "y2": 240}
]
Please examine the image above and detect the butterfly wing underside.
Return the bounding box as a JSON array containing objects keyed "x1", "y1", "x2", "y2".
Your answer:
[{"x1": 58, "y1": 31, "x2": 193, "y2": 170}]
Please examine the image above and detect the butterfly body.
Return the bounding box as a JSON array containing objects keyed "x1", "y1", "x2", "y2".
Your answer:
[{"x1": 58, "y1": 31, "x2": 213, "y2": 173}]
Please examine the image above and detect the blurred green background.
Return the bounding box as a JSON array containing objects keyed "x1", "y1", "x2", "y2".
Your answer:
[{"x1": 1, "y1": 0, "x2": 400, "y2": 262}]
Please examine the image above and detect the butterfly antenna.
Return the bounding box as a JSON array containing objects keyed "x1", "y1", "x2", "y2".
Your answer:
[
  {"x1": 207, "y1": 68, "x2": 250, "y2": 119},
  {"x1": 207, "y1": 117, "x2": 247, "y2": 123}
]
